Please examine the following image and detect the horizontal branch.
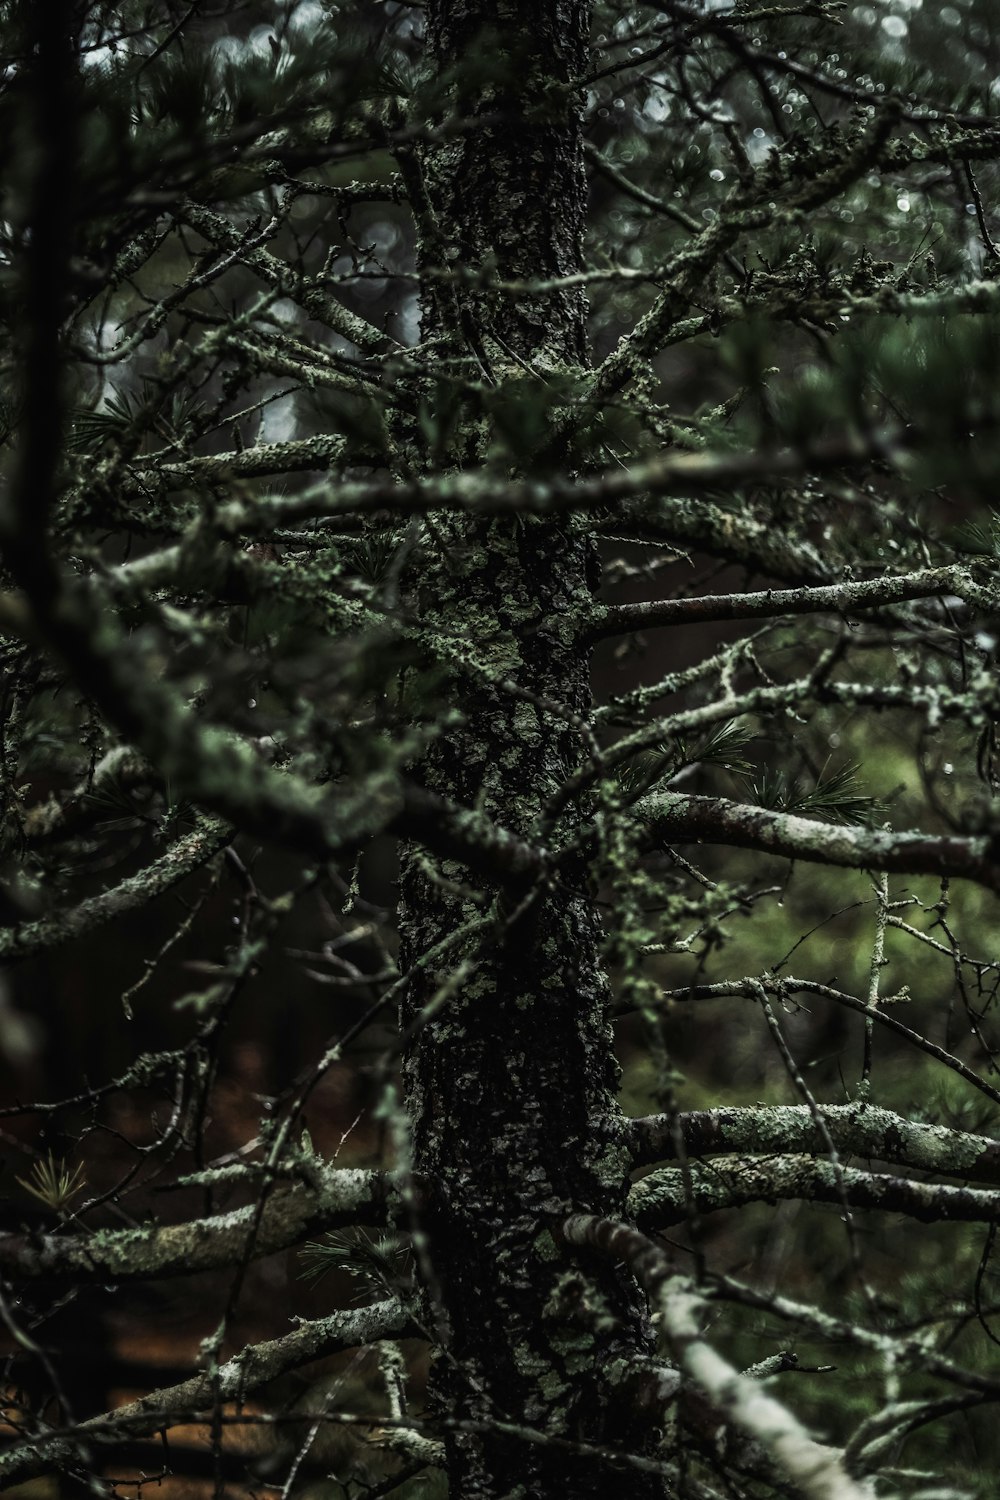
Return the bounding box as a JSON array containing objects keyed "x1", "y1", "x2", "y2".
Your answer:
[
  {"x1": 213, "y1": 425, "x2": 906, "y2": 537},
  {"x1": 662, "y1": 275, "x2": 1000, "y2": 352},
  {"x1": 0, "y1": 816, "x2": 231, "y2": 963},
  {"x1": 0, "y1": 1298, "x2": 413, "y2": 1490},
  {"x1": 624, "y1": 1103, "x2": 1000, "y2": 1182},
  {"x1": 586, "y1": 565, "x2": 965, "y2": 642},
  {"x1": 638, "y1": 790, "x2": 1000, "y2": 893},
  {"x1": 0, "y1": 1165, "x2": 387, "y2": 1282},
  {"x1": 125, "y1": 434, "x2": 351, "y2": 496},
  {"x1": 629, "y1": 1156, "x2": 1000, "y2": 1231}
]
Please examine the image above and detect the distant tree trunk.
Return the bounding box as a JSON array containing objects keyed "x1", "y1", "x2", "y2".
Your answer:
[{"x1": 397, "y1": 4, "x2": 663, "y2": 1495}]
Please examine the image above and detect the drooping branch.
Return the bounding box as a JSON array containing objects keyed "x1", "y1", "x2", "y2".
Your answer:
[
  {"x1": 608, "y1": 493, "x2": 831, "y2": 585},
  {"x1": 561, "y1": 1214, "x2": 875, "y2": 1500},
  {"x1": 0, "y1": 1298, "x2": 416, "y2": 1490},
  {"x1": 623, "y1": 1103, "x2": 1000, "y2": 1181},
  {"x1": 0, "y1": 1165, "x2": 388, "y2": 1282},
  {"x1": 628, "y1": 1156, "x2": 1000, "y2": 1231},
  {"x1": 585, "y1": 139, "x2": 744, "y2": 254}
]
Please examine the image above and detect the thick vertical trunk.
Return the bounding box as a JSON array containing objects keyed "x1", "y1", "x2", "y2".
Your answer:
[
  {"x1": 398, "y1": 4, "x2": 663, "y2": 1496},
  {"x1": 417, "y1": 0, "x2": 590, "y2": 368}
]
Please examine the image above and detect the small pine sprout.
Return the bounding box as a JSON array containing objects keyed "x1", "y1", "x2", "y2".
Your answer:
[
  {"x1": 16, "y1": 1151, "x2": 87, "y2": 1213},
  {"x1": 618, "y1": 722, "x2": 756, "y2": 799},
  {"x1": 744, "y1": 767, "x2": 793, "y2": 814},
  {"x1": 616, "y1": 744, "x2": 677, "y2": 798}
]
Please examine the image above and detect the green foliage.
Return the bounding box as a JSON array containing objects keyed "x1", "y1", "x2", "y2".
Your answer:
[
  {"x1": 951, "y1": 509, "x2": 1000, "y2": 560},
  {"x1": 743, "y1": 760, "x2": 886, "y2": 826},
  {"x1": 15, "y1": 1151, "x2": 86, "y2": 1213},
  {"x1": 679, "y1": 719, "x2": 759, "y2": 777},
  {"x1": 617, "y1": 721, "x2": 757, "y2": 798},
  {"x1": 299, "y1": 1230, "x2": 410, "y2": 1298},
  {"x1": 68, "y1": 381, "x2": 207, "y2": 455}
]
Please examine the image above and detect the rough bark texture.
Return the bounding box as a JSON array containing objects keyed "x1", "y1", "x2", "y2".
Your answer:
[
  {"x1": 396, "y1": 5, "x2": 664, "y2": 1497},
  {"x1": 416, "y1": 0, "x2": 590, "y2": 370}
]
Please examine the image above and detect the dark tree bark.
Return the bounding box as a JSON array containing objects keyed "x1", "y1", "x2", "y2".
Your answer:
[{"x1": 397, "y1": 4, "x2": 665, "y2": 1495}]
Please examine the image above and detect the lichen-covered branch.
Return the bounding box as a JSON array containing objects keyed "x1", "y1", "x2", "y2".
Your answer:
[
  {"x1": 179, "y1": 199, "x2": 397, "y2": 355},
  {"x1": 0, "y1": 1165, "x2": 388, "y2": 1282},
  {"x1": 628, "y1": 1156, "x2": 1000, "y2": 1231},
  {"x1": 0, "y1": 1297, "x2": 414, "y2": 1490},
  {"x1": 590, "y1": 103, "x2": 899, "y2": 402},
  {"x1": 624, "y1": 1103, "x2": 1000, "y2": 1181},
  {"x1": 123, "y1": 433, "x2": 352, "y2": 498},
  {"x1": 2, "y1": 557, "x2": 546, "y2": 883},
  {"x1": 208, "y1": 423, "x2": 909, "y2": 537},
  {"x1": 586, "y1": 565, "x2": 969, "y2": 641},
  {"x1": 608, "y1": 494, "x2": 832, "y2": 585},
  {"x1": 637, "y1": 790, "x2": 1000, "y2": 892},
  {"x1": 562, "y1": 1214, "x2": 876, "y2": 1500},
  {"x1": 0, "y1": 815, "x2": 231, "y2": 963}
]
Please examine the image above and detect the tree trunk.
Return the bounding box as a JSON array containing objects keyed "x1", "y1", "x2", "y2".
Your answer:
[{"x1": 397, "y1": 5, "x2": 664, "y2": 1495}]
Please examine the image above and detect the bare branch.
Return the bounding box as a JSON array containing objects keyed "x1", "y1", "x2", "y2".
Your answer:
[{"x1": 622, "y1": 974, "x2": 1000, "y2": 1107}]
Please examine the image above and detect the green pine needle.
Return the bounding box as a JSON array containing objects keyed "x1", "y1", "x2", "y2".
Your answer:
[
  {"x1": 16, "y1": 1152, "x2": 87, "y2": 1213},
  {"x1": 299, "y1": 1230, "x2": 409, "y2": 1295},
  {"x1": 744, "y1": 761, "x2": 884, "y2": 827}
]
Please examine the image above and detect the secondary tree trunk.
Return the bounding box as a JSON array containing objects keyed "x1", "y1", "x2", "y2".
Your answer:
[{"x1": 397, "y1": 4, "x2": 664, "y2": 1495}]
